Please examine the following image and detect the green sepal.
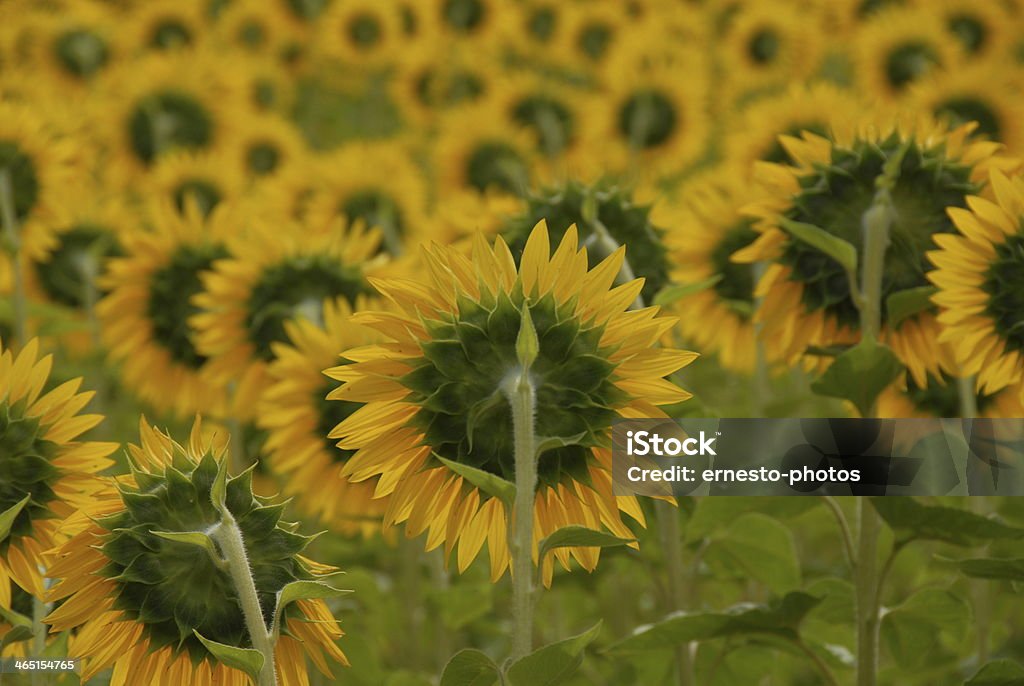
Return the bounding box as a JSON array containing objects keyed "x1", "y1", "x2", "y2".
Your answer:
[
  {"x1": 0, "y1": 493, "x2": 31, "y2": 541},
  {"x1": 505, "y1": 621, "x2": 602, "y2": 686},
  {"x1": 193, "y1": 630, "x2": 264, "y2": 682},
  {"x1": 778, "y1": 217, "x2": 858, "y2": 273},
  {"x1": 151, "y1": 530, "x2": 226, "y2": 571},
  {"x1": 0, "y1": 604, "x2": 33, "y2": 629},
  {"x1": 886, "y1": 286, "x2": 938, "y2": 329},
  {"x1": 810, "y1": 339, "x2": 904, "y2": 417},
  {"x1": 652, "y1": 275, "x2": 723, "y2": 307},
  {"x1": 210, "y1": 451, "x2": 229, "y2": 516},
  {"x1": 439, "y1": 648, "x2": 501, "y2": 686},
  {"x1": 535, "y1": 432, "x2": 588, "y2": 458},
  {"x1": 435, "y1": 454, "x2": 516, "y2": 511},
  {"x1": 538, "y1": 526, "x2": 634, "y2": 565},
  {"x1": 516, "y1": 301, "x2": 540, "y2": 370}
]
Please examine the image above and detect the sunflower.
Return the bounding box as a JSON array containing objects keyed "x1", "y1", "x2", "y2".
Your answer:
[
  {"x1": 654, "y1": 170, "x2": 763, "y2": 373},
  {"x1": 191, "y1": 220, "x2": 385, "y2": 421},
  {"x1": 0, "y1": 102, "x2": 77, "y2": 242},
  {"x1": 97, "y1": 199, "x2": 236, "y2": 418},
  {"x1": 316, "y1": 0, "x2": 404, "y2": 67},
  {"x1": 433, "y1": 103, "x2": 537, "y2": 200},
  {"x1": 717, "y1": 1, "x2": 824, "y2": 101},
  {"x1": 215, "y1": 0, "x2": 301, "y2": 60},
  {"x1": 390, "y1": 43, "x2": 494, "y2": 126},
  {"x1": 220, "y1": 110, "x2": 309, "y2": 182},
  {"x1": 302, "y1": 141, "x2": 431, "y2": 257},
  {"x1": 723, "y1": 82, "x2": 868, "y2": 174},
  {"x1": 258, "y1": 297, "x2": 386, "y2": 535},
  {"x1": 499, "y1": 180, "x2": 671, "y2": 304},
  {"x1": 145, "y1": 149, "x2": 245, "y2": 218},
  {"x1": 101, "y1": 52, "x2": 236, "y2": 170},
  {"x1": 499, "y1": 0, "x2": 569, "y2": 56},
  {"x1": 218, "y1": 51, "x2": 297, "y2": 113},
  {"x1": 554, "y1": 2, "x2": 636, "y2": 74},
  {"x1": 586, "y1": 51, "x2": 709, "y2": 177},
  {"x1": 853, "y1": 7, "x2": 962, "y2": 100},
  {"x1": 121, "y1": 0, "x2": 207, "y2": 53},
  {"x1": 326, "y1": 222, "x2": 696, "y2": 584},
  {"x1": 878, "y1": 372, "x2": 1024, "y2": 418},
  {"x1": 915, "y1": 0, "x2": 1012, "y2": 60},
  {"x1": 907, "y1": 60, "x2": 1024, "y2": 154},
  {"x1": 735, "y1": 119, "x2": 1016, "y2": 387},
  {"x1": 45, "y1": 418, "x2": 347, "y2": 686},
  {"x1": 29, "y1": 2, "x2": 119, "y2": 86},
  {"x1": 928, "y1": 169, "x2": 1024, "y2": 400},
  {"x1": 420, "y1": 0, "x2": 510, "y2": 45},
  {"x1": 0, "y1": 338, "x2": 116, "y2": 608}
]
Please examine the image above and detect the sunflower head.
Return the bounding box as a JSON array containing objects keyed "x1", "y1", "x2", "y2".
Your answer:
[
  {"x1": 327, "y1": 222, "x2": 695, "y2": 583},
  {"x1": 499, "y1": 181, "x2": 670, "y2": 303},
  {"x1": 45, "y1": 418, "x2": 347, "y2": 684}
]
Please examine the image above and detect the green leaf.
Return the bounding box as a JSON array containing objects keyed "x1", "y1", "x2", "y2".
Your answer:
[
  {"x1": 210, "y1": 455, "x2": 229, "y2": 516},
  {"x1": 966, "y1": 660, "x2": 1024, "y2": 685},
  {"x1": 704, "y1": 513, "x2": 800, "y2": 594},
  {"x1": 652, "y1": 276, "x2": 723, "y2": 307},
  {"x1": 276, "y1": 580, "x2": 353, "y2": 618},
  {"x1": 607, "y1": 592, "x2": 821, "y2": 654},
  {"x1": 810, "y1": 340, "x2": 904, "y2": 417},
  {"x1": 871, "y1": 498, "x2": 1024, "y2": 546},
  {"x1": 685, "y1": 499, "x2": 819, "y2": 541},
  {"x1": 439, "y1": 649, "x2": 500, "y2": 686},
  {"x1": 0, "y1": 625, "x2": 34, "y2": 651},
  {"x1": 436, "y1": 455, "x2": 516, "y2": 510},
  {"x1": 538, "y1": 526, "x2": 635, "y2": 564},
  {"x1": 958, "y1": 558, "x2": 1024, "y2": 582},
  {"x1": 886, "y1": 286, "x2": 938, "y2": 329},
  {"x1": 0, "y1": 493, "x2": 31, "y2": 541},
  {"x1": 880, "y1": 589, "x2": 970, "y2": 669},
  {"x1": 151, "y1": 530, "x2": 226, "y2": 570},
  {"x1": 0, "y1": 605, "x2": 32, "y2": 629},
  {"x1": 534, "y1": 432, "x2": 588, "y2": 458},
  {"x1": 516, "y1": 304, "x2": 539, "y2": 369},
  {"x1": 778, "y1": 217, "x2": 857, "y2": 273},
  {"x1": 193, "y1": 631, "x2": 264, "y2": 681},
  {"x1": 506, "y1": 621, "x2": 602, "y2": 686},
  {"x1": 433, "y1": 584, "x2": 493, "y2": 630}
]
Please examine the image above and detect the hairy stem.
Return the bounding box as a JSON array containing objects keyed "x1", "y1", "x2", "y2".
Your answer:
[
  {"x1": 0, "y1": 171, "x2": 27, "y2": 347},
  {"x1": 822, "y1": 496, "x2": 857, "y2": 571},
  {"x1": 855, "y1": 500, "x2": 880, "y2": 686},
  {"x1": 212, "y1": 516, "x2": 278, "y2": 686},
  {"x1": 656, "y1": 500, "x2": 692, "y2": 685}
]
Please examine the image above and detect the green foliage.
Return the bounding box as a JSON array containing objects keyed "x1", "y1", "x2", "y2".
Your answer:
[
  {"x1": 538, "y1": 527, "x2": 635, "y2": 566},
  {"x1": 886, "y1": 286, "x2": 939, "y2": 328},
  {"x1": 778, "y1": 217, "x2": 858, "y2": 273},
  {"x1": 811, "y1": 340, "x2": 905, "y2": 416},
  {"x1": 505, "y1": 622, "x2": 602, "y2": 686},
  {"x1": 880, "y1": 589, "x2": 970, "y2": 669},
  {"x1": 958, "y1": 558, "x2": 1024, "y2": 583},
  {"x1": 966, "y1": 660, "x2": 1024, "y2": 686},
  {"x1": 194, "y1": 630, "x2": 265, "y2": 681},
  {"x1": 704, "y1": 513, "x2": 801, "y2": 594},
  {"x1": 439, "y1": 649, "x2": 500, "y2": 686},
  {"x1": 871, "y1": 498, "x2": 1024, "y2": 546}
]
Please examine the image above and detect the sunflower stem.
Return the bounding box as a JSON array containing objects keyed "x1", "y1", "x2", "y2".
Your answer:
[
  {"x1": 855, "y1": 498, "x2": 880, "y2": 686},
  {"x1": 0, "y1": 170, "x2": 27, "y2": 348},
  {"x1": 211, "y1": 516, "x2": 278, "y2": 686},
  {"x1": 957, "y1": 375, "x2": 978, "y2": 419},
  {"x1": 656, "y1": 500, "x2": 692, "y2": 685}
]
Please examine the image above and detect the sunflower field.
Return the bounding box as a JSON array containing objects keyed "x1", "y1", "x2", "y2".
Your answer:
[{"x1": 4, "y1": 0, "x2": 1024, "y2": 684}]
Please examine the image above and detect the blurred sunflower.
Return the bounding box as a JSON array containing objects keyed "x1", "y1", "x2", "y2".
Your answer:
[
  {"x1": 220, "y1": 52, "x2": 296, "y2": 113},
  {"x1": 853, "y1": 7, "x2": 960, "y2": 100},
  {"x1": 736, "y1": 119, "x2": 1014, "y2": 387},
  {"x1": 500, "y1": 0, "x2": 568, "y2": 55},
  {"x1": 908, "y1": 60, "x2": 1024, "y2": 153},
  {"x1": 303, "y1": 141, "x2": 430, "y2": 257},
  {"x1": 317, "y1": 0, "x2": 403, "y2": 67},
  {"x1": 215, "y1": 0, "x2": 301, "y2": 60},
  {"x1": 555, "y1": 2, "x2": 635, "y2": 73},
  {"x1": 500, "y1": 180, "x2": 671, "y2": 304},
  {"x1": 723, "y1": 82, "x2": 866, "y2": 173},
  {"x1": 103, "y1": 52, "x2": 234, "y2": 170},
  {"x1": 220, "y1": 110, "x2": 308, "y2": 181},
  {"x1": 98, "y1": 199, "x2": 234, "y2": 418},
  {"x1": 918, "y1": 0, "x2": 1012, "y2": 60},
  {"x1": 258, "y1": 297, "x2": 386, "y2": 535},
  {"x1": 433, "y1": 103, "x2": 536, "y2": 199},
  {"x1": 122, "y1": 0, "x2": 207, "y2": 53},
  {"x1": 928, "y1": 169, "x2": 1024, "y2": 399},
  {"x1": 718, "y1": 2, "x2": 824, "y2": 101},
  {"x1": 30, "y1": 2, "x2": 118, "y2": 86},
  {"x1": 326, "y1": 223, "x2": 696, "y2": 584},
  {"x1": 45, "y1": 418, "x2": 347, "y2": 685},
  {"x1": 146, "y1": 150, "x2": 244, "y2": 218},
  {"x1": 192, "y1": 221, "x2": 384, "y2": 419},
  {"x1": 422, "y1": 0, "x2": 510, "y2": 44},
  {"x1": 655, "y1": 171, "x2": 762, "y2": 373},
  {"x1": 390, "y1": 44, "x2": 493, "y2": 126},
  {"x1": 0, "y1": 338, "x2": 116, "y2": 605},
  {"x1": 878, "y1": 372, "x2": 1024, "y2": 418}
]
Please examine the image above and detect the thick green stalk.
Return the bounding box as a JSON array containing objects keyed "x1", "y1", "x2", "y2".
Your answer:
[
  {"x1": 211, "y1": 515, "x2": 278, "y2": 686},
  {"x1": 957, "y1": 375, "x2": 978, "y2": 419},
  {"x1": 855, "y1": 501, "x2": 880, "y2": 686},
  {"x1": 506, "y1": 365, "x2": 537, "y2": 660},
  {"x1": 0, "y1": 171, "x2": 27, "y2": 347},
  {"x1": 656, "y1": 500, "x2": 692, "y2": 685}
]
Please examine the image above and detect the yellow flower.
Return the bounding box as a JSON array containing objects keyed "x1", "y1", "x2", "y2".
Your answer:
[
  {"x1": 735, "y1": 118, "x2": 1016, "y2": 387},
  {"x1": 145, "y1": 149, "x2": 245, "y2": 218},
  {"x1": 98, "y1": 199, "x2": 236, "y2": 418},
  {"x1": 257, "y1": 297, "x2": 387, "y2": 535},
  {"x1": 316, "y1": 0, "x2": 404, "y2": 66},
  {"x1": 928, "y1": 169, "x2": 1024, "y2": 400},
  {"x1": 219, "y1": 109, "x2": 309, "y2": 182},
  {"x1": 121, "y1": 0, "x2": 208, "y2": 53},
  {"x1": 390, "y1": 42, "x2": 494, "y2": 127},
  {"x1": 326, "y1": 222, "x2": 696, "y2": 585},
  {"x1": 192, "y1": 220, "x2": 386, "y2": 420},
  {"x1": 45, "y1": 418, "x2": 347, "y2": 686},
  {"x1": 878, "y1": 373, "x2": 1024, "y2": 418},
  {"x1": 26, "y1": 1, "x2": 119, "y2": 86},
  {"x1": 214, "y1": 0, "x2": 302, "y2": 60},
  {"x1": 0, "y1": 338, "x2": 116, "y2": 608},
  {"x1": 921, "y1": 0, "x2": 1013, "y2": 60}
]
